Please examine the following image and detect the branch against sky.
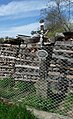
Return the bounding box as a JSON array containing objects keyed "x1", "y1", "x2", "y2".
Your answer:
[
  {"x1": 43, "y1": 0, "x2": 73, "y2": 33},
  {"x1": 1, "y1": 0, "x2": 73, "y2": 37}
]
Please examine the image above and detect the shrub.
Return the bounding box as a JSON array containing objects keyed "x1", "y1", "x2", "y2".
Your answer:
[{"x1": 0, "y1": 102, "x2": 38, "y2": 119}]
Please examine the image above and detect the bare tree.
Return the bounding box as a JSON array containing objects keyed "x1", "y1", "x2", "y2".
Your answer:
[{"x1": 43, "y1": 0, "x2": 73, "y2": 33}]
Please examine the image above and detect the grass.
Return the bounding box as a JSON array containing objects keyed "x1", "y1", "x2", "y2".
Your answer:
[
  {"x1": 0, "y1": 78, "x2": 73, "y2": 117},
  {"x1": 21, "y1": 92, "x2": 73, "y2": 116},
  {"x1": 0, "y1": 101, "x2": 38, "y2": 119},
  {"x1": 0, "y1": 79, "x2": 35, "y2": 100},
  {"x1": 52, "y1": 93, "x2": 73, "y2": 115}
]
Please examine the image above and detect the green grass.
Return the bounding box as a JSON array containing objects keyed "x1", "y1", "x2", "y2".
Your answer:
[
  {"x1": 21, "y1": 92, "x2": 73, "y2": 116},
  {"x1": 0, "y1": 79, "x2": 35, "y2": 100},
  {"x1": 0, "y1": 78, "x2": 73, "y2": 116},
  {"x1": 22, "y1": 93, "x2": 59, "y2": 111},
  {"x1": 15, "y1": 81, "x2": 35, "y2": 92},
  {"x1": 0, "y1": 102, "x2": 38, "y2": 119}
]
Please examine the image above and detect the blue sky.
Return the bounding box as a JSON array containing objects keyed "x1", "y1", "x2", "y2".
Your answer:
[{"x1": 0, "y1": 0, "x2": 48, "y2": 37}]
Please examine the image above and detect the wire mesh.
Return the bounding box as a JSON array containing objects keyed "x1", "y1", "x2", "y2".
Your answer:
[{"x1": 0, "y1": 38, "x2": 73, "y2": 119}]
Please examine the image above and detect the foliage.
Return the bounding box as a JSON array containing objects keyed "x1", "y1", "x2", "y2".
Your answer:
[
  {"x1": 0, "y1": 77, "x2": 15, "y2": 88},
  {"x1": 16, "y1": 81, "x2": 35, "y2": 92},
  {"x1": 23, "y1": 93, "x2": 59, "y2": 111},
  {"x1": 0, "y1": 78, "x2": 73, "y2": 116},
  {"x1": 0, "y1": 87, "x2": 15, "y2": 99},
  {"x1": 0, "y1": 102, "x2": 38, "y2": 119},
  {"x1": 0, "y1": 78, "x2": 36, "y2": 100},
  {"x1": 0, "y1": 38, "x2": 4, "y2": 43},
  {"x1": 43, "y1": 0, "x2": 73, "y2": 37},
  {"x1": 47, "y1": 28, "x2": 64, "y2": 37},
  {"x1": 22, "y1": 92, "x2": 73, "y2": 115}
]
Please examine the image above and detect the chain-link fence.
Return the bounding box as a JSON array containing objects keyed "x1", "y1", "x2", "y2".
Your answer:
[{"x1": 0, "y1": 33, "x2": 73, "y2": 119}]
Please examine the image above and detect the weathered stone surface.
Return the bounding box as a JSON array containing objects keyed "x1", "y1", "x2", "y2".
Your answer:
[{"x1": 27, "y1": 107, "x2": 73, "y2": 119}]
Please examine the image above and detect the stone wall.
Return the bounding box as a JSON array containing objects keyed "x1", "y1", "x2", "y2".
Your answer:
[
  {"x1": 49, "y1": 40, "x2": 73, "y2": 92},
  {"x1": 0, "y1": 39, "x2": 73, "y2": 92}
]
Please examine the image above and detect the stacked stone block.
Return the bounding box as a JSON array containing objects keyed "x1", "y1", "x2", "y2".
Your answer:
[{"x1": 49, "y1": 40, "x2": 73, "y2": 92}]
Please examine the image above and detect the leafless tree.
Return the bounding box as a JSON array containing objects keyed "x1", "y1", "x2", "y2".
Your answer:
[{"x1": 43, "y1": 0, "x2": 73, "y2": 32}]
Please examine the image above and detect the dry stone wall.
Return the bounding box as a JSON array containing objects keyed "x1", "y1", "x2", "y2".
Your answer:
[
  {"x1": 49, "y1": 40, "x2": 73, "y2": 92},
  {"x1": 0, "y1": 39, "x2": 73, "y2": 91},
  {"x1": 0, "y1": 43, "x2": 39, "y2": 81}
]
